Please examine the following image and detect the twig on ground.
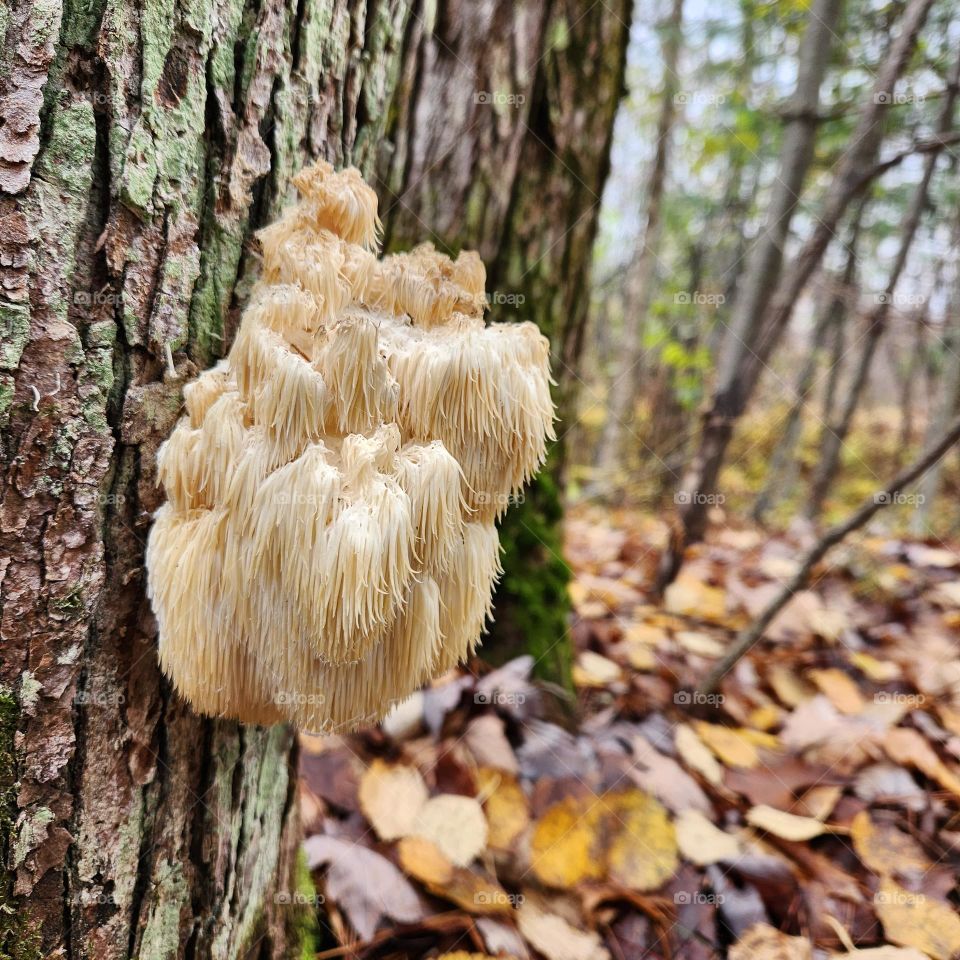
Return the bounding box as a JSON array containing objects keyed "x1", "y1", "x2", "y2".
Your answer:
[{"x1": 698, "y1": 411, "x2": 960, "y2": 695}]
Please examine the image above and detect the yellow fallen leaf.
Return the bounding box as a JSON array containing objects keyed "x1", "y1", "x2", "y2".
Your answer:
[
  {"x1": 694, "y1": 722, "x2": 760, "y2": 769},
  {"x1": 850, "y1": 652, "x2": 901, "y2": 683},
  {"x1": 476, "y1": 768, "x2": 529, "y2": 850},
  {"x1": 768, "y1": 664, "x2": 816, "y2": 708},
  {"x1": 808, "y1": 668, "x2": 865, "y2": 715},
  {"x1": 875, "y1": 879, "x2": 960, "y2": 960},
  {"x1": 412, "y1": 794, "x2": 488, "y2": 866},
  {"x1": 664, "y1": 575, "x2": 727, "y2": 622},
  {"x1": 748, "y1": 704, "x2": 783, "y2": 731},
  {"x1": 573, "y1": 651, "x2": 622, "y2": 688},
  {"x1": 531, "y1": 789, "x2": 678, "y2": 892},
  {"x1": 730, "y1": 922, "x2": 812, "y2": 960},
  {"x1": 625, "y1": 643, "x2": 656, "y2": 671},
  {"x1": 850, "y1": 811, "x2": 929, "y2": 879},
  {"x1": 746, "y1": 804, "x2": 829, "y2": 841},
  {"x1": 675, "y1": 809, "x2": 741, "y2": 866},
  {"x1": 675, "y1": 724, "x2": 723, "y2": 785},
  {"x1": 830, "y1": 948, "x2": 928, "y2": 959},
  {"x1": 359, "y1": 760, "x2": 428, "y2": 841},
  {"x1": 605, "y1": 789, "x2": 678, "y2": 891},
  {"x1": 530, "y1": 795, "x2": 605, "y2": 888},
  {"x1": 808, "y1": 607, "x2": 848, "y2": 642}
]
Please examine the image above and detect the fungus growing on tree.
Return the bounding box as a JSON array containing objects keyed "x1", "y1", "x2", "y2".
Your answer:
[{"x1": 146, "y1": 162, "x2": 555, "y2": 731}]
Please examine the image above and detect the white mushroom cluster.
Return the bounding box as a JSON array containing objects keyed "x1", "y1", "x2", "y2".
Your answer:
[{"x1": 146, "y1": 162, "x2": 555, "y2": 730}]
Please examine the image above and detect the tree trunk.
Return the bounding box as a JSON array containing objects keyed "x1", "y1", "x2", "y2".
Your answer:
[
  {"x1": 592, "y1": 0, "x2": 685, "y2": 491},
  {"x1": 375, "y1": 0, "x2": 631, "y2": 685},
  {"x1": 806, "y1": 47, "x2": 959, "y2": 519},
  {"x1": 0, "y1": 1, "x2": 409, "y2": 957},
  {"x1": 655, "y1": 0, "x2": 933, "y2": 591},
  {"x1": 752, "y1": 205, "x2": 864, "y2": 524}
]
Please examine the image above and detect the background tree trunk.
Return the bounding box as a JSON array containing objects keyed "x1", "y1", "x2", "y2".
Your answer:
[
  {"x1": 0, "y1": 1, "x2": 409, "y2": 957},
  {"x1": 375, "y1": 0, "x2": 632, "y2": 686}
]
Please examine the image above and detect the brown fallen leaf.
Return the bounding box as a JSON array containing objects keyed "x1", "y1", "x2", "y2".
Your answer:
[
  {"x1": 304, "y1": 834, "x2": 423, "y2": 940},
  {"x1": 875, "y1": 879, "x2": 960, "y2": 960},
  {"x1": 630, "y1": 735, "x2": 712, "y2": 814},
  {"x1": 358, "y1": 759, "x2": 429, "y2": 841},
  {"x1": 466, "y1": 715, "x2": 520, "y2": 774}
]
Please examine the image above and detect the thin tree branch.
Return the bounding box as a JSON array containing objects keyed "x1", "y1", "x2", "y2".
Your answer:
[{"x1": 698, "y1": 411, "x2": 960, "y2": 694}]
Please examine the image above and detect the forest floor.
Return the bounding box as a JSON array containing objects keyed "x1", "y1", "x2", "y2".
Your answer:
[{"x1": 297, "y1": 504, "x2": 960, "y2": 960}]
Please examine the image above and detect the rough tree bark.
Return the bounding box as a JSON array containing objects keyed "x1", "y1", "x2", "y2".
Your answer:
[
  {"x1": 375, "y1": 0, "x2": 632, "y2": 685},
  {"x1": 0, "y1": 1, "x2": 409, "y2": 957},
  {"x1": 655, "y1": 0, "x2": 934, "y2": 591}
]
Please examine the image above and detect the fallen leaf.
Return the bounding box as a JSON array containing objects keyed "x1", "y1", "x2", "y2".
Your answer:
[
  {"x1": 631, "y1": 735, "x2": 712, "y2": 814},
  {"x1": 850, "y1": 652, "x2": 901, "y2": 683},
  {"x1": 516, "y1": 900, "x2": 611, "y2": 960},
  {"x1": 885, "y1": 727, "x2": 960, "y2": 798},
  {"x1": 875, "y1": 879, "x2": 960, "y2": 960},
  {"x1": 625, "y1": 643, "x2": 656, "y2": 671},
  {"x1": 465, "y1": 715, "x2": 520, "y2": 774},
  {"x1": 830, "y1": 948, "x2": 927, "y2": 960},
  {"x1": 808, "y1": 668, "x2": 866, "y2": 715},
  {"x1": 675, "y1": 724, "x2": 723, "y2": 785},
  {"x1": 849, "y1": 811, "x2": 929, "y2": 880},
  {"x1": 605, "y1": 789, "x2": 679, "y2": 891},
  {"x1": 794, "y1": 784, "x2": 843, "y2": 821},
  {"x1": 768, "y1": 664, "x2": 816, "y2": 708},
  {"x1": 530, "y1": 796, "x2": 605, "y2": 888},
  {"x1": 412, "y1": 794, "x2": 488, "y2": 866},
  {"x1": 358, "y1": 760, "x2": 428, "y2": 841},
  {"x1": 664, "y1": 575, "x2": 727, "y2": 622},
  {"x1": 694, "y1": 722, "x2": 762, "y2": 769},
  {"x1": 729, "y1": 922, "x2": 812, "y2": 960},
  {"x1": 304, "y1": 835, "x2": 422, "y2": 940},
  {"x1": 675, "y1": 630, "x2": 725, "y2": 657},
  {"x1": 476, "y1": 917, "x2": 530, "y2": 959},
  {"x1": 476, "y1": 768, "x2": 530, "y2": 850},
  {"x1": 675, "y1": 809, "x2": 741, "y2": 865},
  {"x1": 745, "y1": 805, "x2": 828, "y2": 841},
  {"x1": 573, "y1": 651, "x2": 623, "y2": 688}
]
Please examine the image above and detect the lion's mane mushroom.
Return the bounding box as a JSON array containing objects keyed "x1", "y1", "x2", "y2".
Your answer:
[{"x1": 146, "y1": 161, "x2": 554, "y2": 731}]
